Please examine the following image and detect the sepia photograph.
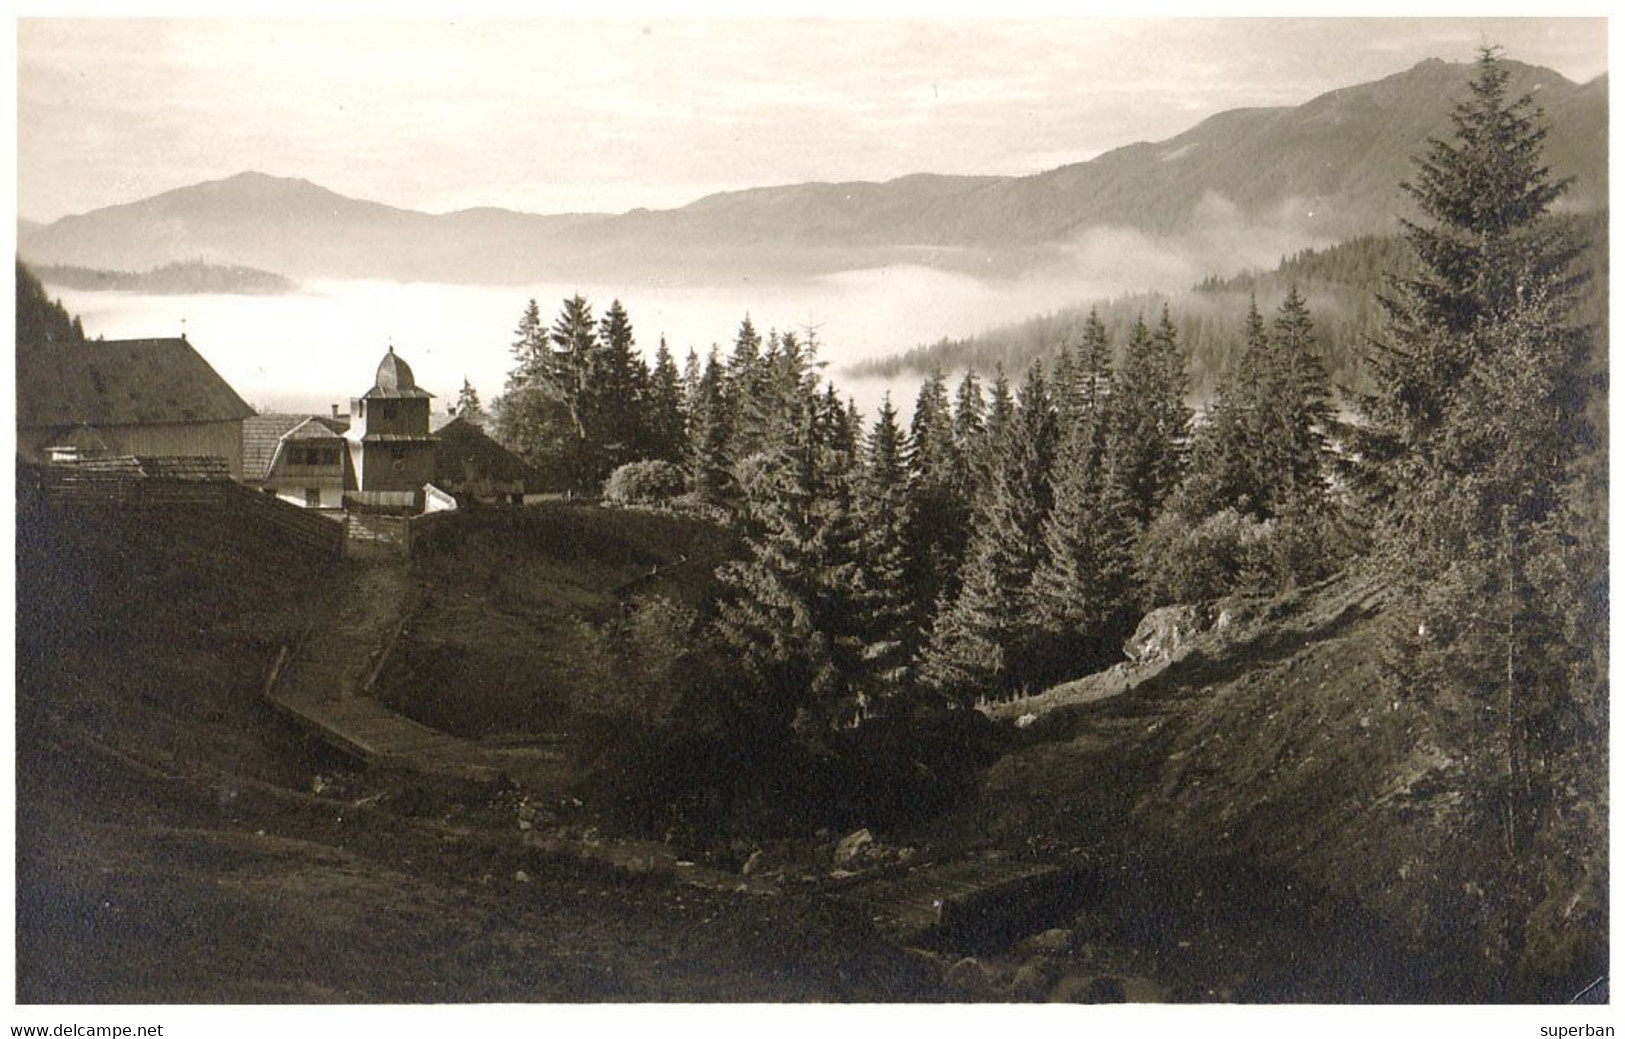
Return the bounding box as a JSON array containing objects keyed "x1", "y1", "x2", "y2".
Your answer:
[{"x1": 8, "y1": 9, "x2": 1611, "y2": 1021}]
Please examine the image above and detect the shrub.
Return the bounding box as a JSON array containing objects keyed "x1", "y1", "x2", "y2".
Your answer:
[
  {"x1": 1137, "y1": 507, "x2": 1275, "y2": 607},
  {"x1": 603, "y1": 459, "x2": 687, "y2": 505}
]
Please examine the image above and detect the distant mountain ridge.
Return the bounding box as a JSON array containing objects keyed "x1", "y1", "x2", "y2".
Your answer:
[
  {"x1": 18, "y1": 58, "x2": 1607, "y2": 285},
  {"x1": 33, "y1": 259, "x2": 296, "y2": 295}
]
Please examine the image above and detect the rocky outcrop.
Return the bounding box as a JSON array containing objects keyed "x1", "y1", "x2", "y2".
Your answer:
[{"x1": 1123, "y1": 604, "x2": 1208, "y2": 664}]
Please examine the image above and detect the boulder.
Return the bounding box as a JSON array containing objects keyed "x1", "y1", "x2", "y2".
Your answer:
[
  {"x1": 1017, "y1": 927, "x2": 1076, "y2": 956},
  {"x1": 946, "y1": 957, "x2": 997, "y2": 999},
  {"x1": 1124, "y1": 605, "x2": 1206, "y2": 664},
  {"x1": 1008, "y1": 958, "x2": 1061, "y2": 1001},
  {"x1": 833, "y1": 828, "x2": 875, "y2": 865}
]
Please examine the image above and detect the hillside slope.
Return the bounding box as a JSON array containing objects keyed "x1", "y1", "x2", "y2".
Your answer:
[
  {"x1": 13, "y1": 488, "x2": 938, "y2": 1002},
  {"x1": 962, "y1": 574, "x2": 1606, "y2": 1001}
]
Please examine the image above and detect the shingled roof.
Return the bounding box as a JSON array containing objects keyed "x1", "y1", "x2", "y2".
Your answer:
[
  {"x1": 433, "y1": 416, "x2": 543, "y2": 491},
  {"x1": 17, "y1": 338, "x2": 254, "y2": 431}
]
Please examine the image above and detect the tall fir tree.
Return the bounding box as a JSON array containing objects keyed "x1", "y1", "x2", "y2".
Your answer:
[
  {"x1": 595, "y1": 298, "x2": 649, "y2": 474},
  {"x1": 922, "y1": 362, "x2": 1057, "y2": 701},
  {"x1": 1104, "y1": 316, "x2": 1190, "y2": 529},
  {"x1": 644, "y1": 335, "x2": 689, "y2": 464},
  {"x1": 453, "y1": 378, "x2": 488, "y2": 427},
  {"x1": 851, "y1": 394, "x2": 916, "y2": 700},
  {"x1": 685, "y1": 348, "x2": 733, "y2": 500},
  {"x1": 493, "y1": 298, "x2": 572, "y2": 474},
  {"x1": 1354, "y1": 48, "x2": 1600, "y2": 966},
  {"x1": 903, "y1": 371, "x2": 966, "y2": 641},
  {"x1": 1026, "y1": 315, "x2": 1138, "y2": 682},
  {"x1": 714, "y1": 395, "x2": 867, "y2": 731}
]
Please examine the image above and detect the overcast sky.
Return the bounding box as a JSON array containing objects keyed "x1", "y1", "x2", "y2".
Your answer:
[{"x1": 16, "y1": 16, "x2": 1608, "y2": 224}]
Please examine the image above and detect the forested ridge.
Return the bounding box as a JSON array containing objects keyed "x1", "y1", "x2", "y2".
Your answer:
[{"x1": 851, "y1": 215, "x2": 1605, "y2": 403}]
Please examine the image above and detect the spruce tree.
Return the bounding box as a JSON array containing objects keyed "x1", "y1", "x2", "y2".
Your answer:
[
  {"x1": 453, "y1": 378, "x2": 488, "y2": 427},
  {"x1": 852, "y1": 394, "x2": 916, "y2": 700},
  {"x1": 596, "y1": 298, "x2": 648, "y2": 473},
  {"x1": 903, "y1": 371, "x2": 966, "y2": 638},
  {"x1": 644, "y1": 335, "x2": 688, "y2": 464},
  {"x1": 1026, "y1": 318, "x2": 1137, "y2": 681},
  {"x1": 921, "y1": 363, "x2": 1057, "y2": 701},
  {"x1": 1356, "y1": 48, "x2": 1600, "y2": 965},
  {"x1": 714, "y1": 396, "x2": 867, "y2": 731},
  {"x1": 1104, "y1": 316, "x2": 1190, "y2": 529},
  {"x1": 685, "y1": 348, "x2": 733, "y2": 500},
  {"x1": 1263, "y1": 286, "x2": 1334, "y2": 511}
]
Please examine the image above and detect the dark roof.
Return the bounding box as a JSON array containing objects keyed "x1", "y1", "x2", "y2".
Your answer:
[
  {"x1": 17, "y1": 338, "x2": 254, "y2": 430},
  {"x1": 48, "y1": 423, "x2": 110, "y2": 453},
  {"x1": 282, "y1": 416, "x2": 344, "y2": 441},
  {"x1": 363, "y1": 347, "x2": 433, "y2": 400},
  {"x1": 243, "y1": 414, "x2": 310, "y2": 481},
  {"x1": 55, "y1": 454, "x2": 232, "y2": 480},
  {"x1": 243, "y1": 413, "x2": 352, "y2": 480},
  {"x1": 433, "y1": 416, "x2": 543, "y2": 491}
]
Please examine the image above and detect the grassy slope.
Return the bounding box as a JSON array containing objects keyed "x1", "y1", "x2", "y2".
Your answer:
[
  {"x1": 376, "y1": 504, "x2": 739, "y2": 736},
  {"x1": 959, "y1": 574, "x2": 1605, "y2": 1001},
  {"x1": 14, "y1": 492, "x2": 938, "y2": 1003}
]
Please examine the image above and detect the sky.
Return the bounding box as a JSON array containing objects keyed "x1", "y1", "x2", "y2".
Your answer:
[{"x1": 15, "y1": 16, "x2": 1609, "y2": 224}]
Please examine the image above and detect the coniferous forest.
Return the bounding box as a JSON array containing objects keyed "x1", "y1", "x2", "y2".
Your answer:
[{"x1": 485, "y1": 51, "x2": 1605, "y2": 992}]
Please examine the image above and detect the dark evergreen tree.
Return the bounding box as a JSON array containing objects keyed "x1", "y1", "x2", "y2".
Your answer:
[
  {"x1": 453, "y1": 378, "x2": 488, "y2": 427},
  {"x1": 1353, "y1": 48, "x2": 1600, "y2": 974},
  {"x1": 1104, "y1": 316, "x2": 1190, "y2": 528},
  {"x1": 714, "y1": 395, "x2": 867, "y2": 731},
  {"x1": 1026, "y1": 317, "x2": 1137, "y2": 681},
  {"x1": 543, "y1": 294, "x2": 601, "y2": 489},
  {"x1": 1262, "y1": 286, "x2": 1335, "y2": 510},
  {"x1": 902, "y1": 371, "x2": 965, "y2": 640},
  {"x1": 725, "y1": 316, "x2": 770, "y2": 459},
  {"x1": 685, "y1": 348, "x2": 733, "y2": 500},
  {"x1": 921, "y1": 363, "x2": 1057, "y2": 701},
  {"x1": 595, "y1": 298, "x2": 649, "y2": 473},
  {"x1": 494, "y1": 298, "x2": 573, "y2": 475},
  {"x1": 851, "y1": 394, "x2": 916, "y2": 700},
  {"x1": 644, "y1": 335, "x2": 688, "y2": 464},
  {"x1": 16, "y1": 261, "x2": 85, "y2": 345}
]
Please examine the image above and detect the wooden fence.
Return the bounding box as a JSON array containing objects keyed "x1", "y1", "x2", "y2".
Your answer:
[{"x1": 39, "y1": 465, "x2": 344, "y2": 561}]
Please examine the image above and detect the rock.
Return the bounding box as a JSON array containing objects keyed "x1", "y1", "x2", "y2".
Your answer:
[
  {"x1": 1124, "y1": 605, "x2": 1206, "y2": 664},
  {"x1": 833, "y1": 828, "x2": 875, "y2": 865},
  {"x1": 1009, "y1": 958, "x2": 1060, "y2": 1001},
  {"x1": 1083, "y1": 976, "x2": 1127, "y2": 1003},
  {"x1": 741, "y1": 850, "x2": 766, "y2": 876},
  {"x1": 514, "y1": 870, "x2": 531, "y2": 883},
  {"x1": 1016, "y1": 712, "x2": 1038, "y2": 729},
  {"x1": 1018, "y1": 928, "x2": 1076, "y2": 956},
  {"x1": 947, "y1": 957, "x2": 996, "y2": 998}
]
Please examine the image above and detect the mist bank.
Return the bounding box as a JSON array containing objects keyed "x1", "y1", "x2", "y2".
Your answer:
[{"x1": 855, "y1": 212, "x2": 1609, "y2": 402}]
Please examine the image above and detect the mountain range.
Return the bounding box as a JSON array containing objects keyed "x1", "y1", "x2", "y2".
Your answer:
[{"x1": 18, "y1": 58, "x2": 1607, "y2": 286}]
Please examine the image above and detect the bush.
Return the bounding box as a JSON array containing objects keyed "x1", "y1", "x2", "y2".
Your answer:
[
  {"x1": 569, "y1": 596, "x2": 698, "y2": 726},
  {"x1": 603, "y1": 460, "x2": 686, "y2": 505},
  {"x1": 1137, "y1": 507, "x2": 1275, "y2": 607},
  {"x1": 1138, "y1": 501, "x2": 1361, "y2": 608}
]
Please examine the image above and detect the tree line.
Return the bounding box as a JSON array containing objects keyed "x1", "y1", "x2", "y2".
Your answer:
[
  {"x1": 491, "y1": 286, "x2": 1350, "y2": 726},
  {"x1": 488, "y1": 50, "x2": 1600, "y2": 841}
]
